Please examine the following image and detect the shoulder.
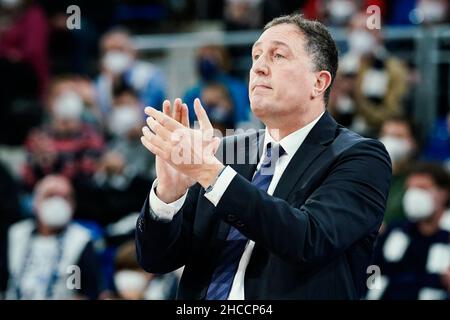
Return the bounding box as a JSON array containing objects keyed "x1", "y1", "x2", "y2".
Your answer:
[
  {"x1": 66, "y1": 223, "x2": 93, "y2": 243},
  {"x1": 63, "y1": 223, "x2": 95, "y2": 256},
  {"x1": 8, "y1": 219, "x2": 34, "y2": 239},
  {"x1": 325, "y1": 126, "x2": 392, "y2": 188},
  {"x1": 333, "y1": 126, "x2": 391, "y2": 163}
]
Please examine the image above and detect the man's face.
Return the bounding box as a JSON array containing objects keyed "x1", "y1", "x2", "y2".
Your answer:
[
  {"x1": 36, "y1": 178, "x2": 73, "y2": 204},
  {"x1": 101, "y1": 32, "x2": 134, "y2": 56},
  {"x1": 34, "y1": 177, "x2": 74, "y2": 213},
  {"x1": 405, "y1": 173, "x2": 446, "y2": 214},
  {"x1": 406, "y1": 174, "x2": 436, "y2": 193},
  {"x1": 249, "y1": 24, "x2": 317, "y2": 123},
  {"x1": 381, "y1": 121, "x2": 415, "y2": 148},
  {"x1": 34, "y1": 177, "x2": 74, "y2": 229}
]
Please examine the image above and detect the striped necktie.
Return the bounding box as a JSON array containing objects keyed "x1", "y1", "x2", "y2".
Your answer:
[{"x1": 206, "y1": 142, "x2": 285, "y2": 300}]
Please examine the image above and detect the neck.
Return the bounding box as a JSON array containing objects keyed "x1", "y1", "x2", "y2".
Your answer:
[
  {"x1": 266, "y1": 107, "x2": 324, "y2": 141},
  {"x1": 417, "y1": 210, "x2": 443, "y2": 236},
  {"x1": 37, "y1": 222, "x2": 57, "y2": 236},
  {"x1": 392, "y1": 159, "x2": 411, "y2": 175}
]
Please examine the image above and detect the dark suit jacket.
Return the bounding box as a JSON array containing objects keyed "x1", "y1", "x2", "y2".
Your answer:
[{"x1": 136, "y1": 111, "x2": 392, "y2": 299}]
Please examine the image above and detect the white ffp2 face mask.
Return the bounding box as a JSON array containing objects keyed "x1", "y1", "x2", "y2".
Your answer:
[
  {"x1": 328, "y1": 0, "x2": 356, "y2": 24},
  {"x1": 379, "y1": 135, "x2": 411, "y2": 164},
  {"x1": 102, "y1": 51, "x2": 132, "y2": 75},
  {"x1": 38, "y1": 196, "x2": 73, "y2": 228},
  {"x1": 108, "y1": 106, "x2": 142, "y2": 137},
  {"x1": 403, "y1": 187, "x2": 436, "y2": 222},
  {"x1": 114, "y1": 270, "x2": 149, "y2": 298},
  {"x1": 53, "y1": 91, "x2": 84, "y2": 120},
  {"x1": 348, "y1": 30, "x2": 377, "y2": 55}
]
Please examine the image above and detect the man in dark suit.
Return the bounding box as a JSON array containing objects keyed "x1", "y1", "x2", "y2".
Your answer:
[{"x1": 136, "y1": 14, "x2": 392, "y2": 299}]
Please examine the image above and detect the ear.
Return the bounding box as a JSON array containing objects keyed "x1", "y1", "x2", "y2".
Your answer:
[{"x1": 312, "y1": 71, "x2": 332, "y2": 99}]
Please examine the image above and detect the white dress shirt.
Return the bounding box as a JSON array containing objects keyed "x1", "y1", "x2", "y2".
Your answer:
[{"x1": 149, "y1": 112, "x2": 324, "y2": 299}]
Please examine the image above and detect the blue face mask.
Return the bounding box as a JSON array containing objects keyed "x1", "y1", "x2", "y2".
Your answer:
[
  {"x1": 204, "y1": 104, "x2": 233, "y2": 126},
  {"x1": 198, "y1": 58, "x2": 219, "y2": 81}
]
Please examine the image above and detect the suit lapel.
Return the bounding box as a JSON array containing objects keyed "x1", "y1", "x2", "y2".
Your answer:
[
  {"x1": 272, "y1": 111, "x2": 338, "y2": 200},
  {"x1": 215, "y1": 113, "x2": 338, "y2": 241}
]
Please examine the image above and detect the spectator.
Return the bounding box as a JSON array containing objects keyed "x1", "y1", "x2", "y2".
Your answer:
[
  {"x1": 74, "y1": 148, "x2": 152, "y2": 226},
  {"x1": 183, "y1": 45, "x2": 251, "y2": 129},
  {"x1": 95, "y1": 28, "x2": 166, "y2": 120},
  {"x1": 366, "y1": 163, "x2": 450, "y2": 300},
  {"x1": 112, "y1": 240, "x2": 151, "y2": 300},
  {"x1": 106, "y1": 82, "x2": 156, "y2": 180},
  {"x1": 3, "y1": 175, "x2": 103, "y2": 299},
  {"x1": 223, "y1": 0, "x2": 263, "y2": 30},
  {"x1": 328, "y1": 66, "x2": 358, "y2": 128},
  {"x1": 340, "y1": 12, "x2": 409, "y2": 136},
  {"x1": 75, "y1": 81, "x2": 153, "y2": 224},
  {"x1": 379, "y1": 116, "x2": 419, "y2": 225},
  {"x1": 21, "y1": 76, "x2": 105, "y2": 190},
  {"x1": 45, "y1": 75, "x2": 103, "y2": 129},
  {"x1": 325, "y1": 0, "x2": 360, "y2": 26},
  {"x1": 72, "y1": 76, "x2": 104, "y2": 129},
  {"x1": 113, "y1": 240, "x2": 178, "y2": 300},
  {"x1": 73, "y1": 82, "x2": 154, "y2": 226},
  {"x1": 201, "y1": 83, "x2": 236, "y2": 136}
]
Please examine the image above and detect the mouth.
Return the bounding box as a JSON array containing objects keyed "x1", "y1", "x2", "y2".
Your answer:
[{"x1": 252, "y1": 84, "x2": 272, "y2": 91}]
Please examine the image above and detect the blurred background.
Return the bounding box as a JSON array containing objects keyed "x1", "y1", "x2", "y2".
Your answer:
[{"x1": 0, "y1": 0, "x2": 449, "y2": 300}]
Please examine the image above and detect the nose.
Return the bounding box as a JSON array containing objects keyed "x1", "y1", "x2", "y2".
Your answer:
[{"x1": 251, "y1": 55, "x2": 269, "y2": 76}]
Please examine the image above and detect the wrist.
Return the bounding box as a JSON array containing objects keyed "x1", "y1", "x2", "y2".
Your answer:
[
  {"x1": 198, "y1": 162, "x2": 226, "y2": 189},
  {"x1": 155, "y1": 183, "x2": 187, "y2": 203}
]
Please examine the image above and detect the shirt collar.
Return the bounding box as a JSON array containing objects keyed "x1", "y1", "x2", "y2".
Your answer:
[{"x1": 262, "y1": 111, "x2": 325, "y2": 158}]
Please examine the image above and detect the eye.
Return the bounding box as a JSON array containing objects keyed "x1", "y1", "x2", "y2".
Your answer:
[
  {"x1": 253, "y1": 54, "x2": 260, "y2": 61},
  {"x1": 274, "y1": 53, "x2": 285, "y2": 59}
]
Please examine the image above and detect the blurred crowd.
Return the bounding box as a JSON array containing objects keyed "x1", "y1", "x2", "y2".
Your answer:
[{"x1": 0, "y1": 0, "x2": 449, "y2": 300}]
